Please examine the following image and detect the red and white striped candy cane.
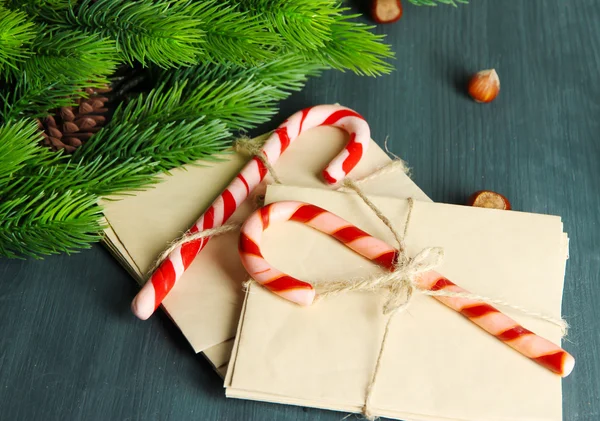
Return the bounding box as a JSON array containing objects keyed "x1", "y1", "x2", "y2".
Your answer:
[
  {"x1": 239, "y1": 201, "x2": 575, "y2": 377},
  {"x1": 131, "y1": 105, "x2": 371, "y2": 320}
]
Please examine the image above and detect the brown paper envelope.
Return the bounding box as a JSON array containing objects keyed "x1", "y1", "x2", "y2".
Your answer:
[
  {"x1": 101, "y1": 126, "x2": 431, "y2": 354},
  {"x1": 225, "y1": 185, "x2": 567, "y2": 421}
]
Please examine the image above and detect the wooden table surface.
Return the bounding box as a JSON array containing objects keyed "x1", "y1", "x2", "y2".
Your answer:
[{"x1": 1, "y1": 1, "x2": 598, "y2": 420}]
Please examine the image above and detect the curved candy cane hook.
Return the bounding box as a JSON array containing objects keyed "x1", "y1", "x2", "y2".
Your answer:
[
  {"x1": 132, "y1": 105, "x2": 371, "y2": 320},
  {"x1": 239, "y1": 201, "x2": 575, "y2": 377}
]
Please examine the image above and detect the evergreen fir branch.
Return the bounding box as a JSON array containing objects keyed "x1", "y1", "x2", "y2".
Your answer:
[
  {"x1": 5, "y1": 27, "x2": 120, "y2": 88},
  {"x1": 408, "y1": 0, "x2": 467, "y2": 6},
  {"x1": 308, "y1": 11, "x2": 394, "y2": 76},
  {"x1": 42, "y1": 0, "x2": 204, "y2": 68},
  {"x1": 1, "y1": 26, "x2": 119, "y2": 121},
  {"x1": 0, "y1": 119, "x2": 46, "y2": 188},
  {"x1": 2, "y1": 155, "x2": 160, "y2": 199},
  {"x1": 2, "y1": 0, "x2": 75, "y2": 12},
  {"x1": 240, "y1": 0, "x2": 339, "y2": 52},
  {"x1": 242, "y1": 0, "x2": 393, "y2": 75},
  {"x1": 110, "y1": 80, "x2": 279, "y2": 130},
  {"x1": 0, "y1": 189, "x2": 103, "y2": 259},
  {"x1": 182, "y1": 0, "x2": 280, "y2": 66},
  {"x1": 0, "y1": 5, "x2": 36, "y2": 72},
  {"x1": 74, "y1": 114, "x2": 231, "y2": 176},
  {"x1": 158, "y1": 54, "x2": 324, "y2": 101},
  {"x1": 0, "y1": 72, "x2": 82, "y2": 121},
  {"x1": 68, "y1": 157, "x2": 161, "y2": 197}
]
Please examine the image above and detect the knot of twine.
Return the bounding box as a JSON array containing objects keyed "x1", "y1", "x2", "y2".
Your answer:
[
  {"x1": 234, "y1": 136, "x2": 282, "y2": 184},
  {"x1": 315, "y1": 244, "x2": 444, "y2": 316}
]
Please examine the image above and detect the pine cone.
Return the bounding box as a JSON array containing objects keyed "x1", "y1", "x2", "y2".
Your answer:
[{"x1": 38, "y1": 86, "x2": 111, "y2": 153}]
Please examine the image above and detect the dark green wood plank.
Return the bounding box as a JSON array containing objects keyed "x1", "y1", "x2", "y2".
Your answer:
[{"x1": 1, "y1": 1, "x2": 598, "y2": 419}]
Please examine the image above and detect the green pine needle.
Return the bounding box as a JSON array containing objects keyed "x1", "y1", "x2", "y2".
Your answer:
[
  {"x1": 2, "y1": 156, "x2": 159, "y2": 199},
  {"x1": 0, "y1": 5, "x2": 35, "y2": 72},
  {"x1": 0, "y1": 189, "x2": 103, "y2": 258},
  {"x1": 160, "y1": 53, "x2": 324, "y2": 101},
  {"x1": 76, "y1": 117, "x2": 230, "y2": 171},
  {"x1": 184, "y1": 0, "x2": 280, "y2": 65},
  {"x1": 127, "y1": 80, "x2": 279, "y2": 130},
  {"x1": 111, "y1": 77, "x2": 282, "y2": 131},
  {"x1": 309, "y1": 12, "x2": 394, "y2": 76},
  {"x1": 7, "y1": 27, "x2": 120, "y2": 87},
  {"x1": 0, "y1": 119, "x2": 46, "y2": 188},
  {"x1": 72, "y1": 88, "x2": 233, "y2": 192},
  {"x1": 2, "y1": 0, "x2": 75, "y2": 11},
  {"x1": 241, "y1": 0, "x2": 339, "y2": 51},
  {"x1": 0, "y1": 72, "x2": 83, "y2": 121},
  {"x1": 1, "y1": 26, "x2": 120, "y2": 121},
  {"x1": 242, "y1": 0, "x2": 393, "y2": 76},
  {"x1": 44, "y1": 0, "x2": 204, "y2": 68},
  {"x1": 0, "y1": 118, "x2": 106, "y2": 259}
]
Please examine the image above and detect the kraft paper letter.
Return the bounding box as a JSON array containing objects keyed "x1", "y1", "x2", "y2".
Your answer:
[
  {"x1": 101, "y1": 126, "x2": 431, "y2": 361},
  {"x1": 225, "y1": 185, "x2": 568, "y2": 421}
]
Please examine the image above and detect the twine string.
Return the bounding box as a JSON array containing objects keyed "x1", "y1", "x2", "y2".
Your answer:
[
  {"x1": 147, "y1": 223, "x2": 240, "y2": 277},
  {"x1": 234, "y1": 136, "x2": 283, "y2": 184}
]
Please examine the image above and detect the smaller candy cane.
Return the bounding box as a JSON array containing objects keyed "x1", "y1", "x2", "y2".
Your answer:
[
  {"x1": 132, "y1": 105, "x2": 370, "y2": 320},
  {"x1": 239, "y1": 201, "x2": 575, "y2": 377}
]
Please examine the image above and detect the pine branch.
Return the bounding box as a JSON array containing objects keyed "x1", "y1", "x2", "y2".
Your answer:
[
  {"x1": 0, "y1": 24, "x2": 120, "y2": 121},
  {"x1": 70, "y1": 84, "x2": 234, "y2": 194},
  {"x1": 182, "y1": 0, "x2": 280, "y2": 66},
  {"x1": 1, "y1": 0, "x2": 75, "y2": 12},
  {"x1": 42, "y1": 0, "x2": 204, "y2": 68},
  {"x1": 0, "y1": 119, "x2": 46, "y2": 189},
  {"x1": 241, "y1": 0, "x2": 339, "y2": 51},
  {"x1": 0, "y1": 118, "x2": 106, "y2": 259},
  {"x1": 5, "y1": 26, "x2": 120, "y2": 87},
  {"x1": 129, "y1": 80, "x2": 280, "y2": 130},
  {"x1": 408, "y1": 0, "x2": 467, "y2": 6},
  {"x1": 2, "y1": 155, "x2": 160, "y2": 199},
  {"x1": 308, "y1": 11, "x2": 394, "y2": 76},
  {"x1": 0, "y1": 189, "x2": 103, "y2": 258},
  {"x1": 242, "y1": 0, "x2": 393, "y2": 75},
  {"x1": 158, "y1": 53, "x2": 324, "y2": 101},
  {"x1": 112, "y1": 77, "x2": 283, "y2": 131},
  {"x1": 75, "y1": 114, "x2": 230, "y2": 174},
  {"x1": 0, "y1": 72, "x2": 83, "y2": 122},
  {"x1": 0, "y1": 5, "x2": 35, "y2": 73}
]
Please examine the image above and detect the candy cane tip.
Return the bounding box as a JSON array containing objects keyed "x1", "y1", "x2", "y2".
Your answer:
[
  {"x1": 291, "y1": 289, "x2": 316, "y2": 306},
  {"x1": 562, "y1": 354, "x2": 575, "y2": 377},
  {"x1": 131, "y1": 287, "x2": 156, "y2": 320}
]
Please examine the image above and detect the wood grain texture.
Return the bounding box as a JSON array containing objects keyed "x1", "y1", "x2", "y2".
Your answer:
[{"x1": 1, "y1": 1, "x2": 598, "y2": 419}]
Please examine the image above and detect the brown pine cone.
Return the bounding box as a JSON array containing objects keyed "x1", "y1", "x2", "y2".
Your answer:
[{"x1": 38, "y1": 85, "x2": 112, "y2": 153}]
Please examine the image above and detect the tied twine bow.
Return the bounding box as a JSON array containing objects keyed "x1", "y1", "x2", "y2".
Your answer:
[{"x1": 315, "y1": 191, "x2": 444, "y2": 317}]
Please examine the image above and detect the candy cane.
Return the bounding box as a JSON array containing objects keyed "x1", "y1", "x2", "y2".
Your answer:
[
  {"x1": 131, "y1": 105, "x2": 371, "y2": 320},
  {"x1": 239, "y1": 201, "x2": 575, "y2": 377}
]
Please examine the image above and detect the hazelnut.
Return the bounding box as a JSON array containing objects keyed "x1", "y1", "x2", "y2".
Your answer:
[
  {"x1": 468, "y1": 69, "x2": 500, "y2": 103},
  {"x1": 467, "y1": 190, "x2": 511, "y2": 210}
]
